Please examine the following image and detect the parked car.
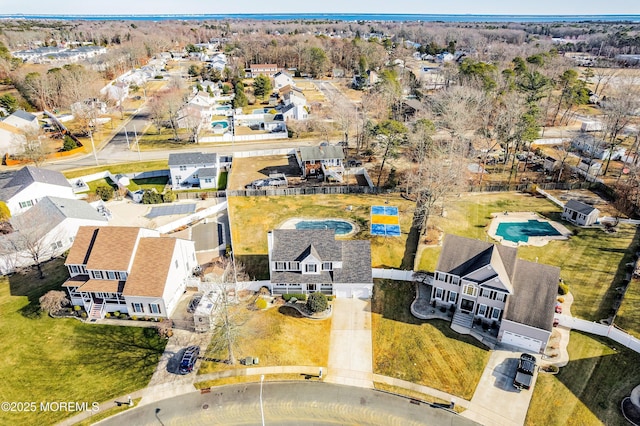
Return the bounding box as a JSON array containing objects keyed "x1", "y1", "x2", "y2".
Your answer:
[
  {"x1": 513, "y1": 353, "x2": 537, "y2": 390},
  {"x1": 555, "y1": 303, "x2": 563, "y2": 314},
  {"x1": 178, "y1": 346, "x2": 200, "y2": 374}
]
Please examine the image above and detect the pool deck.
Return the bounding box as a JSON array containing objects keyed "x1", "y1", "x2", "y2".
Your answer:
[
  {"x1": 279, "y1": 217, "x2": 359, "y2": 237},
  {"x1": 487, "y1": 211, "x2": 571, "y2": 247}
]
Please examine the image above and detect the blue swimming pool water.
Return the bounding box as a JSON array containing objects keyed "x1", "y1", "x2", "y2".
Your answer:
[
  {"x1": 216, "y1": 105, "x2": 231, "y2": 110},
  {"x1": 211, "y1": 120, "x2": 229, "y2": 128},
  {"x1": 295, "y1": 219, "x2": 354, "y2": 235},
  {"x1": 495, "y1": 220, "x2": 561, "y2": 243}
]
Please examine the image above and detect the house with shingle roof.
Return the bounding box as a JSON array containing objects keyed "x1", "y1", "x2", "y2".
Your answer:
[
  {"x1": 267, "y1": 229, "x2": 373, "y2": 298},
  {"x1": 62, "y1": 226, "x2": 197, "y2": 320},
  {"x1": 168, "y1": 151, "x2": 228, "y2": 190},
  {"x1": 296, "y1": 145, "x2": 345, "y2": 182},
  {"x1": 561, "y1": 200, "x2": 600, "y2": 226},
  {"x1": 0, "y1": 196, "x2": 108, "y2": 274},
  {"x1": 0, "y1": 166, "x2": 76, "y2": 215},
  {"x1": 273, "y1": 71, "x2": 295, "y2": 90},
  {"x1": 430, "y1": 234, "x2": 560, "y2": 353},
  {"x1": 0, "y1": 110, "x2": 40, "y2": 156}
]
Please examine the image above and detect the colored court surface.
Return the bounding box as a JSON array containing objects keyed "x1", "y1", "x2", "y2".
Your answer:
[{"x1": 370, "y1": 205, "x2": 401, "y2": 236}]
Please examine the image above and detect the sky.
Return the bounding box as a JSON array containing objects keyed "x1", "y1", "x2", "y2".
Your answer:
[{"x1": 6, "y1": 0, "x2": 640, "y2": 16}]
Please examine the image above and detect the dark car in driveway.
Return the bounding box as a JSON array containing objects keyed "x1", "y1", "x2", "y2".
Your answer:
[{"x1": 179, "y1": 346, "x2": 200, "y2": 374}]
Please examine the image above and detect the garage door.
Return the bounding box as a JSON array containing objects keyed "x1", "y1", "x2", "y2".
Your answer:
[
  {"x1": 351, "y1": 287, "x2": 371, "y2": 299},
  {"x1": 335, "y1": 288, "x2": 349, "y2": 298},
  {"x1": 501, "y1": 331, "x2": 542, "y2": 353}
]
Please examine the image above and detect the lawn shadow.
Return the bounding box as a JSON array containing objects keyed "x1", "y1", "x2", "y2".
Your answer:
[
  {"x1": 235, "y1": 255, "x2": 269, "y2": 280},
  {"x1": 278, "y1": 305, "x2": 305, "y2": 318},
  {"x1": 400, "y1": 226, "x2": 420, "y2": 270},
  {"x1": 75, "y1": 325, "x2": 167, "y2": 377},
  {"x1": 258, "y1": 155, "x2": 302, "y2": 178},
  {"x1": 7, "y1": 258, "x2": 69, "y2": 319}
]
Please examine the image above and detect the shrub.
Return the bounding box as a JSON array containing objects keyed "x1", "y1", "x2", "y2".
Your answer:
[
  {"x1": 558, "y1": 282, "x2": 569, "y2": 295},
  {"x1": 327, "y1": 295, "x2": 334, "y2": 301},
  {"x1": 131, "y1": 315, "x2": 138, "y2": 321},
  {"x1": 114, "y1": 311, "x2": 120, "y2": 317},
  {"x1": 306, "y1": 292, "x2": 328, "y2": 313},
  {"x1": 162, "y1": 190, "x2": 176, "y2": 203},
  {"x1": 557, "y1": 297, "x2": 565, "y2": 303},
  {"x1": 74, "y1": 305, "x2": 81, "y2": 311},
  {"x1": 283, "y1": 293, "x2": 307, "y2": 302},
  {"x1": 255, "y1": 298, "x2": 268, "y2": 309},
  {"x1": 95, "y1": 185, "x2": 114, "y2": 201},
  {"x1": 80, "y1": 312, "x2": 87, "y2": 318},
  {"x1": 105, "y1": 312, "x2": 111, "y2": 318},
  {"x1": 61, "y1": 135, "x2": 78, "y2": 151},
  {"x1": 119, "y1": 314, "x2": 128, "y2": 320},
  {"x1": 142, "y1": 190, "x2": 163, "y2": 204}
]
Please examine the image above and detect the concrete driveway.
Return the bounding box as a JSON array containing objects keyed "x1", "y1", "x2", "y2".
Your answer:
[
  {"x1": 326, "y1": 298, "x2": 373, "y2": 388},
  {"x1": 462, "y1": 349, "x2": 538, "y2": 426}
]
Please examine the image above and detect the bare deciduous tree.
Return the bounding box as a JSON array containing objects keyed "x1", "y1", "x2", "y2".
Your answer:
[{"x1": 39, "y1": 290, "x2": 70, "y2": 316}]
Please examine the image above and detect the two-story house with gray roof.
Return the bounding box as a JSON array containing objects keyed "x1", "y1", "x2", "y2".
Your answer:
[
  {"x1": 561, "y1": 199, "x2": 600, "y2": 226},
  {"x1": 431, "y1": 234, "x2": 560, "y2": 353},
  {"x1": 168, "y1": 151, "x2": 231, "y2": 190},
  {"x1": 267, "y1": 229, "x2": 373, "y2": 298},
  {"x1": 0, "y1": 196, "x2": 108, "y2": 274},
  {"x1": 0, "y1": 166, "x2": 76, "y2": 215}
]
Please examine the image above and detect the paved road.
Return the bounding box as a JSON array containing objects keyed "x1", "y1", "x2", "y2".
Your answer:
[{"x1": 98, "y1": 382, "x2": 478, "y2": 426}]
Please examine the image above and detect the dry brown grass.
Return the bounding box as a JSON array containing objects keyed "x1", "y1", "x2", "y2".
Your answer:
[
  {"x1": 198, "y1": 303, "x2": 331, "y2": 375},
  {"x1": 195, "y1": 373, "x2": 311, "y2": 389},
  {"x1": 228, "y1": 155, "x2": 292, "y2": 190}
]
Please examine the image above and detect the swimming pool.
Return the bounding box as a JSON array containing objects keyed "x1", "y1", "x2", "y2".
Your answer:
[
  {"x1": 216, "y1": 105, "x2": 231, "y2": 110},
  {"x1": 295, "y1": 219, "x2": 354, "y2": 235},
  {"x1": 211, "y1": 120, "x2": 229, "y2": 129},
  {"x1": 495, "y1": 220, "x2": 561, "y2": 244}
]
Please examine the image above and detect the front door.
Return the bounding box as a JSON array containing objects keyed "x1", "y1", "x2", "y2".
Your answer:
[{"x1": 460, "y1": 298, "x2": 475, "y2": 313}]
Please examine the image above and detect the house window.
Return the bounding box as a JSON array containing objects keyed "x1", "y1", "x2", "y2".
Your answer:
[
  {"x1": 70, "y1": 265, "x2": 79, "y2": 274},
  {"x1": 107, "y1": 271, "x2": 116, "y2": 280},
  {"x1": 132, "y1": 303, "x2": 144, "y2": 313},
  {"x1": 305, "y1": 264, "x2": 317, "y2": 273},
  {"x1": 434, "y1": 287, "x2": 443, "y2": 299},
  {"x1": 491, "y1": 308, "x2": 501, "y2": 320},
  {"x1": 448, "y1": 291, "x2": 457, "y2": 304},
  {"x1": 175, "y1": 260, "x2": 179, "y2": 269},
  {"x1": 481, "y1": 288, "x2": 491, "y2": 298},
  {"x1": 452, "y1": 276, "x2": 460, "y2": 285},
  {"x1": 118, "y1": 271, "x2": 127, "y2": 280},
  {"x1": 149, "y1": 304, "x2": 161, "y2": 314},
  {"x1": 50, "y1": 241, "x2": 63, "y2": 251},
  {"x1": 204, "y1": 178, "x2": 212, "y2": 183},
  {"x1": 19, "y1": 200, "x2": 34, "y2": 209},
  {"x1": 193, "y1": 174, "x2": 199, "y2": 179},
  {"x1": 288, "y1": 262, "x2": 300, "y2": 271},
  {"x1": 477, "y1": 304, "x2": 487, "y2": 317},
  {"x1": 495, "y1": 292, "x2": 506, "y2": 302},
  {"x1": 463, "y1": 284, "x2": 477, "y2": 297},
  {"x1": 179, "y1": 165, "x2": 187, "y2": 171},
  {"x1": 92, "y1": 270, "x2": 103, "y2": 279},
  {"x1": 322, "y1": 262, "x2": 332, "y2": 271},
  {"x1": 435, "y1": 272, "x2": 444, "y2": 282},
  {"x1": 275, "y1": 262, "x2": 286, "y2": 271},
  {"x1": 308, "y1": 284, "x2": 316, "y2": 292}
]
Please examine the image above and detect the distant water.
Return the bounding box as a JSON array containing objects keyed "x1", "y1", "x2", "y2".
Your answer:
[{"x1": 1, "y1": 13, "x2": 639, "y2": 23}]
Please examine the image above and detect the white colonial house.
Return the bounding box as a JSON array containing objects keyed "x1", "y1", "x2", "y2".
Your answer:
[
  {"x1": 62, "y1": 226, "x2": 198, "y2": 320},
  {"x1": 561, "y1": 200, "x2": 600, "y2": 226},
  {"x1": 267, "y1": 229, "x2": 373, "y2": 298},
  {"x1": 0, "y1": 166, "x2": 76, "y2": 215},
  {"x1": 168, "y1": 152, "x2": 231, "y2": 190},
  {"x1": 0, "y1": 196, "x2": 108, "y2": 274},
  {"x1": 430, "y1": 234, "x2": 560, "y2": 353},
  {"x1": 273, "y1": 71, "x2": 295, "y2": 90}
]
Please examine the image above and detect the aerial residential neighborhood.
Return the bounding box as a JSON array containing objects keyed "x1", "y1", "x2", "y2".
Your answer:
[{"x1": 1, "y1": 5, "x2": 640, "y2": 426}]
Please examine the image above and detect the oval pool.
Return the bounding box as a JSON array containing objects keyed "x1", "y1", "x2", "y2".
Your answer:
[{"x1": 295, "y1": 219, "x2": 354, "y2": 235}]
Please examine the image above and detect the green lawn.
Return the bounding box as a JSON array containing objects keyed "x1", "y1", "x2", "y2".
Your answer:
[
  {"x1": 614, "y1": 277, "x2": 640, "y2": 339},
  {"x1": 228, "y1": 194, "x2": 415, "y2": 279},
  {"x1": 0, "y1": 259, "x2": 166, "y2": 426},
  {"x1": 527, "y1": 331, "x2": 640, "y2": 426},
  {"x1": 372, "y1": 280, "x2": 490, "y2": 399},
  {"x1": 128, "y1": 176, "x2": 169, "y2": 192},
  {"x1": 62, "y1": 160, "x2": 169, "y2": 179}
]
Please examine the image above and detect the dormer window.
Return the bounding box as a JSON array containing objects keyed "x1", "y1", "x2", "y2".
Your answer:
[
  {"x1": 275, "y1": 261, "x2": 286, "y2": 271},
  {"x1": 92, "y1": 270, "x2": 103, "y2": 279},
  {"x1": 322, "y1": 262, "x2": 332, "y2": 271},
  {"x1": 305, "y1": 264, "x2": 317, "y2": 273}
]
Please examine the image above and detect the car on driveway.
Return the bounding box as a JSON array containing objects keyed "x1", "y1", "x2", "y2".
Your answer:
[
  {"x1": 555, "y1": 302, "x2": 563, "y2": 314},
  {"x1": 513, "y1": 353, "x2": 537, "y2": 390},
  {"x1": 179, "y1": 346, "x2": 200, "y2": 374}
]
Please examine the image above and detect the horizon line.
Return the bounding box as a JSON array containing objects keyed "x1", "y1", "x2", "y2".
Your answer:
[{"x1": 3, "y1": 13, "x2": 640, "y2": 17}]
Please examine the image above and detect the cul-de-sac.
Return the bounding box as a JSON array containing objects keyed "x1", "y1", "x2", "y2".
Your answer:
[{"x1": 1, "y1": 9, "x2": 640, "y2": 426}]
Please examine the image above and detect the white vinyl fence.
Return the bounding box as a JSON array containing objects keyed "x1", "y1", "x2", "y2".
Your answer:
[
  {"x1": 555, "y1": 314, "x2": 640, "y2": 353},
  {"x1": 156, "y1": 201, "x2": 228, "y2": 234}
]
